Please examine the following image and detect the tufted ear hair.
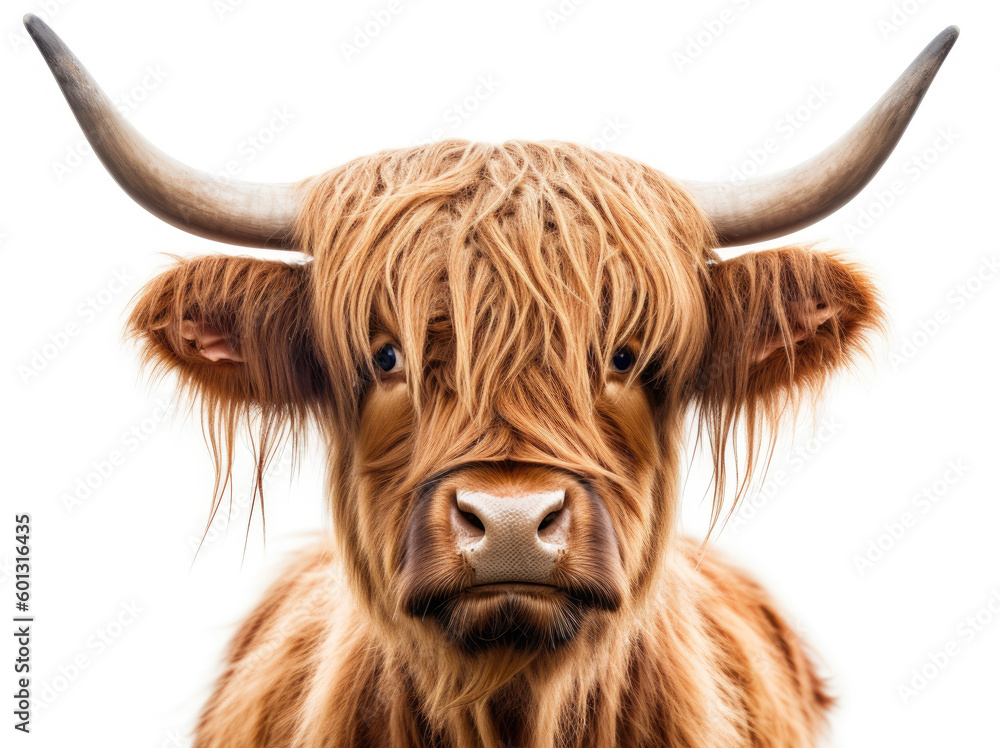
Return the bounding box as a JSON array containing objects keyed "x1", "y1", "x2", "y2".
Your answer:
[
  {"x1": 127, "y1": 255, "x2": 328, "y2": 498},
  {"x1": 693, "y1": 247, "x2": 884, "y2": 525}
]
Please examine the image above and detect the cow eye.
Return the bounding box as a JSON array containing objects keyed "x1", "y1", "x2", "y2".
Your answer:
[
  {"x1": 374, "y1": 343, "x2": 403, "y2": 373},
  {"x1": 611, "y1": 348, "x2": 635, "y2": 373}
]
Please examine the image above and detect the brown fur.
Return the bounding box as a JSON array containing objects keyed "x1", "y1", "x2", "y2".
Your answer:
[{"x1": 127, "y1": 140, "x2": 883, "y2": 747}]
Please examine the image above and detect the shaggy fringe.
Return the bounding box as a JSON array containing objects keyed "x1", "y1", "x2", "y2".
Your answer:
[
  {"x1": 297, "y1": 139, "x2": 714, "y2": 493},
  {"x1": 294, "y1": 139, "x2": 883, "y2": 530}
]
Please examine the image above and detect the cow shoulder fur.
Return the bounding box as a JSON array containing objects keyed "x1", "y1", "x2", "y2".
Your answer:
[{"x1": 194, "y1": 538, "x2": 830, "y2": 748}]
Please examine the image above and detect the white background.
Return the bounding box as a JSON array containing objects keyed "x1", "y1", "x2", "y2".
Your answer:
[{"x1": 2, "y1": 0, "x2": 998, "y2": 745}]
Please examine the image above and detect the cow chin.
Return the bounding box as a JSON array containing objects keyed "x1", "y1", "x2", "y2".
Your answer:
[{"x1": 409, "y1": 580, "x2": 620, "y2": 653}]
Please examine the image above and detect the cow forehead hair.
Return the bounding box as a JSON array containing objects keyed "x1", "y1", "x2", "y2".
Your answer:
[{"x1": 296, "y1": 139, "x2": 716, "y2": 415}]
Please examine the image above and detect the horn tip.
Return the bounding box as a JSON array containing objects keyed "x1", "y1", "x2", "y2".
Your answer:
[
  {"x1": 905, "y1": 25, "x2": 959, "y2": 88},
  {"x1": 932, "y1": 25, "x2": 960, "y2": 55},
  {"x1": 23, "y1": 12, "x2": 57, "y2": 51},
  {"x1": 23, "y1": 13, "x2": 46, "y2": 35}
]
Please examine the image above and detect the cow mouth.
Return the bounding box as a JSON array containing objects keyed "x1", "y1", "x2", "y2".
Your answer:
[
  {"x1": 468, "y1": 582, "x2": 559, "y2": 594},
  {"x1": 405, "y1": 579, "x2": 619, "y2": 652}
]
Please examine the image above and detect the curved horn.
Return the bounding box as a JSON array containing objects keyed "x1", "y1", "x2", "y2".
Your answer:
[
  {"x1": 684, "y1": 26, "x2": 959, "y2": 247},
  {"x1": 25, "y1": 14, "x2": 300, "y2": 249}
]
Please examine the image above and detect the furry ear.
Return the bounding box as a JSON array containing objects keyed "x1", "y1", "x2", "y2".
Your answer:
[
  {"x1": 697, "y1": 247, "x2": 883, "y2": 401},
  {"x1": 694, "y1": 247, "x2": 884, "y2": 523},
  {"x1": 127, "y1": 255, "x2": 328, "y2": 496},
  {"x1": 128, "y1": 255, "x2": 326, "y2": 407}
]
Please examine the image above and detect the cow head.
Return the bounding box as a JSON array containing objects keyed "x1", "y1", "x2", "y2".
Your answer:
[{"x1": 27, "y1": 16, "x2": 955, "y2": 672}]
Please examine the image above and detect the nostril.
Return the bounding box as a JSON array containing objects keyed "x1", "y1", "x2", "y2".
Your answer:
[
  {"x1": 460, "y1": 509, "x2": 485, "y2": 533},
  {"x1": 452, "y1": 499, "x2": 487, "y2": 550},
  {"x1": 538, "y1": 511, "x2": 557, "y2": 532},
  {"x1": 537, "y1": 505, "x2": 570, "y2": 546}
]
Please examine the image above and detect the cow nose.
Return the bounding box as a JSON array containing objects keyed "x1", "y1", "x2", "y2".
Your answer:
[{"x1": 453, "y1": 489, "x2": 569, "y2": 585}]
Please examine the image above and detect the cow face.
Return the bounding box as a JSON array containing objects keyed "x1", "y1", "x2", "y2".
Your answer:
[
  {"x1": 307, "y1": 142, "x2": 713, "y2": 652},
  {"x1": 129, "y1": 141, "x2": 881, "y2": 656}
]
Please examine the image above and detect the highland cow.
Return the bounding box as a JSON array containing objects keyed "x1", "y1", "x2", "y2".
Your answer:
[{"x1": 27, "y1": 15, "x2": 957, "y2": 748}]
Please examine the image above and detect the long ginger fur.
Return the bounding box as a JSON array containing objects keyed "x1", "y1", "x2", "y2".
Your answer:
[{"x1": 128, "y1": 140, "x2": 882, "y2": 747}]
